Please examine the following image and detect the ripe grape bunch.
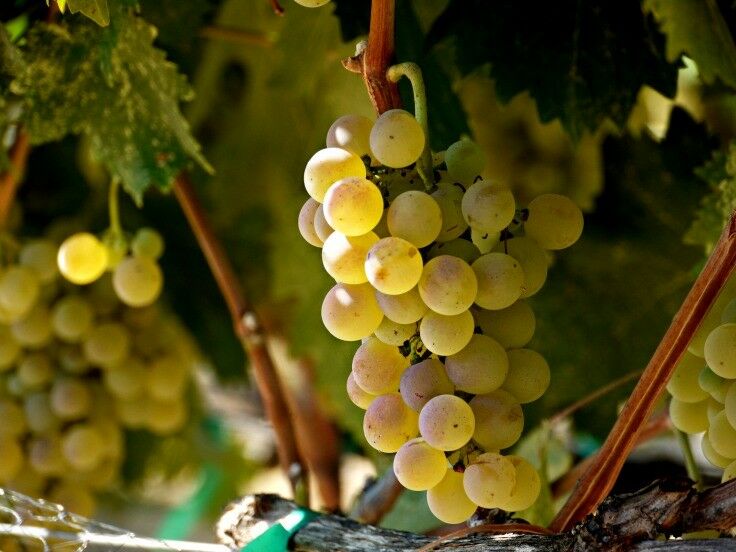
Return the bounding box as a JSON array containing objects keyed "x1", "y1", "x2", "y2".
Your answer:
[
  {"x1": 297, "y1": 106, "x2": 584, "y2": 523},
  {"x1": 668, "y1": 273, "x2": 736, "y2": 483},
  {"x1": 0, "y1": 227, "x2": 197, "y2": 517}
]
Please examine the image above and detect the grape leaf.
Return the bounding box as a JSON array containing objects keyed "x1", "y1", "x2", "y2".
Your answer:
[
  {"x1": 66, "y1": 0, "x2": 110, "y2": 26},
  {"x1": 12, "y1": 6, "x2": 211, "y2": 201},
  {"x1": 644, "y1": 0, "x2": 736, "y2": 89},
  {"x1": 427, "y1": 0, "x2": 679, "y2": 141}
]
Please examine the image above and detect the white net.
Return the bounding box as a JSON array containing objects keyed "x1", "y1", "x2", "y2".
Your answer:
[{"x1": 0, "y1": 488, "x2": 231, "y2": 552}]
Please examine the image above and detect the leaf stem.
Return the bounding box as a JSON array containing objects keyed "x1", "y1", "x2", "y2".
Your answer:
[
  {"x1": 675, "y1": 428, "x2": 703, "y2": 492},
  {"x1": 386, "y1": 62, "x2": 433, "y2": 189},
  {"x1": 107, "y1": 177, "x2": 123, "y2": 238}
]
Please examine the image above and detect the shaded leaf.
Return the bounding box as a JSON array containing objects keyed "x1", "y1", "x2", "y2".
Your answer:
[{"x1": 67, "y1": 0, "x2": 110, "y2": 26}]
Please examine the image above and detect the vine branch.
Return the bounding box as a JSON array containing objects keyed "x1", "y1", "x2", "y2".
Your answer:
[{"x1": 0, "y1": 129, "x2": 30, "y2": 228}]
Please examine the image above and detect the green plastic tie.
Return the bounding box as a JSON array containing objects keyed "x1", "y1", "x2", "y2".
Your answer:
[{"x1": 240, "y1": 507, "x2": 317, "y2": 551}]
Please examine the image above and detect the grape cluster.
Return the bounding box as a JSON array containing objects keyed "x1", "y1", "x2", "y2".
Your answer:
[
  {"x1": 668, "y1": 274, "x2": 736, "y2": 482},
  {"x1": 0, "y1": 231, "x2": 196, "y2": 517},
  {"x1": 298, "y1": 110, "x2": 584, "y2": 523}
]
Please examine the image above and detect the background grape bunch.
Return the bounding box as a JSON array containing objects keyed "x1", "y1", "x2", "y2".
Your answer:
[{"x1": 297, "y1": 109, "x2": 584, "y2": 523}]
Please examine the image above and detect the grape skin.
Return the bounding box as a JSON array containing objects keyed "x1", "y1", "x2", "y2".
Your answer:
[
  {"x1": 298, "y1": 198, "x2": 324, "y2": 247},
  {"x1": 363, "y1": 392, "x2": 418, "y2": 453},
  {"x1": 444, "y1": 334, "x2": 508, "y2": 394},
  {"x1": 365, "y1": 237, "x2": 424, "y2": 295},
  {"x1": 419, "y1": 394, "x2": 475, "y2": 451},
  {"x1": 322, "y1": 231, "x2": 378, "y2": 284},
  {"x1": 445, "y1": 139, "x2": 486, "y2": 184},
  {"x1": 709, "y1": 411, "x2": 736, "y2": 458},
  {"x1": 131, "y1": 228, "x2": 165, "y2": 260},
  {"x1": 323, "y1": 177, "x2": 384, "y2": 237},
  {"x1": 0, "y1": 266, "x2": 40, "y2": 317},
  {"x1": 463, "y1": 452, "x2": 516, "y2": 508},
  {"x1": 699, "y1": 367, "x2": 730, "y2": 403},
  {"x1": 303, "y1": 147, "x2": 366, "y2": 202},
  {"x1": 461, "y1": 180, "x2": 515, "y2": 233},
  {"x1": 427, "y1": 238, "x2": 480, "y2": 264},
  {"x1": 701, "y1": 431, "x2": 732, "y2": 469},
  {"x1": 470, "y1": 390, "x2": 524, "y2": 450},
  {"x1": 373, "y1": 317, "x2": 416, "y2": 346},
  {"x1": 524, "y1": 193, "x2": 584, "y2": 250},
  {"x1": 352, "y1": 337, "x2": 409, "y2": 395},
  {"x1": 369, "y1": 109, "x2": 425, "y2": 168},
  {"x1": 472, "y1": 252, "x2": 525, "y2": 310},
  {"x1": 497, "y1": 237, "x2": 548, "y2": 298},
  {"x1": 419, "y1": 310, "x2": 475, "y2": 356},
  {"x1": 502, "y1": 349, "x2": 550, "y2": 404},
  {"x1": 432, "y1": 182, "x2": 468, "y2": 242},
  {"x1": 61, "y1": 424, "x2": 105, "y2": 471},
  {"x1": 704, "y1": 323, "x2": 736, "y2": 378},
  {"x1": 393, "y1": 437, "x2": 448, "y2": 491},
  {"x1": 669, "y1": 397, "x2": 709, "y2": 434},
  {"x1": 375, "y1": 286, "x2": 428, "y2": 324},
  {"x1": 496, "y1": 455, "x2": 541, "y2": 512},
  {"x1": 347, "y1": 372, "x2": 376, "y2": 409},
  {"x1": 387, "y1": 191, "x2": 443, "y2": 248},
  {"x1": 57, "y1": 232, "x2": 108, "y2": 285},
  {"x1": 326, "y1": 114, "x2": 373, "y2": 158},
  {"x1": 427, "y1": 468, "x2": 477, "y2": 524},
  {"x1": 313, "y1": 204, "x2": 334, "y2": 242},
  {"x1": 113, "y1": 256, "x2": 164, "y2": 308},
  {"x1": 52, "y1": 295, "x2": 94, "y2": 343},
  {"x1": 399, "y1": 358, "x2": 455, "y2": 412},
  {"x1": 666, "y1": 352, "x2": 708, "y2": 403},
  {"x1": 321, "y1": 283, "x2": 384, "y2": 341},
  {"x1": 19, "y1": 239, "x2": 59, "y2": 284},
  {"x1": 418, "y1": 255, "x2": 478, "y2": 316},
  {"x1": 83, "y1": 322, "x2": 131, "y2": 368},
  {"x1": 474, "y1": 301, "x2": 535, "y2": 349}
]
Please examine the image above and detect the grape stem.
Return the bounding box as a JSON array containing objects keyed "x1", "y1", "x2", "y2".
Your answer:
[
  {"x1": 675, "y1": 428, "x2": 703, "y2": 492},
  {"x1": 107, "y1": 177, "x2": 123, "y2": 238},
  {"x1": 0, "y1": 129, "x2": 29, "y2": 229}
]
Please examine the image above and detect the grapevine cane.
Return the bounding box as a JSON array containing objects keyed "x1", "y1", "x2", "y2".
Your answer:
[{"x1": 0, "y1": 130, "x2": 29, "y2": 228}]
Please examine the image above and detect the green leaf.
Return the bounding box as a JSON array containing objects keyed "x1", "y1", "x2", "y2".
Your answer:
[
  {"x1": 12, "y1": 7, "x2": 211, "y2": 201},
  {"x1": 67, "y1": 0, "x2": 110, "y2": 26},
  {"x1": 427, "y1": 0, "x2": 679, "y2": 141},
  {"x1": 644, "y1": 0, "x2": 736, "y2": 89}
]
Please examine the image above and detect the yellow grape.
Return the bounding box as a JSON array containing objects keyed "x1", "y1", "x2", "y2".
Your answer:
[
  {"x1": 496, "y1": 455, "x2": 541, "y2": 512},
  {"x1": 373, "y1": 317, "x2": 416, "y2": 346},
  {"x1": 61, "y1": 423, "x2": 105, "y2": 471},
  {"x1": 146, "y1": 399, "x2": 187, "y2": 435},
  {"x1": 470, "y1": 390, "x2": 524, "y2": 450},
  {"x1": 419, "y1": 310, "x2": 475, "y2": 356},
  {"x1": 502, "y1": 349, "x2": 550, "y2": 404},
  {"x1": 321, "y1": 283, "x2": 384, "y2": 341},
  {"x1": 313, "y1": 204, "x2": 334, "y2": 242},
  {"x1": 418, "y1": 255, "x2": 478, "y2": 316},
  {"x1": 298, "y1": 198, "x2": 324, "y2": 248},
  {"x1": 432, "y1": 182, "x2": 468, "y2": 242},
  {"x1": 113, "y1": 256, "x2": 164, "y2": 307},
  {"x1": 445, "y1": 334, "x2": 508, "y2": 394},
  {"x1": 524, "y1": 194, "x2": 584, "y2": 251},
  {"x1": 666, "y1": 352, "x2": 708, "y2": 403},
  {"x1": 326, "y1": 114, "x2": 373, "y2": 158},
  {"x1": 369, "y1": 109, "x2": 425, "y2": 168},
  {"x1": 399, "y1": 358, "x2": 455, "y2": 412},
  {"x1": 445, "y1": 139, "x2": 486, "y2": 184},
  {"x1": 50, "y1": 378, "x2": 91, "y2": 420},
  {"x1": 375, "y1": 286, "x2": 428, "y2": 324},
  {"x1": 472, "y1": 252, "x2": 525, "y2": 310},
  {"x1": 52, "y1": 295, "x2": 94, "y2": 343},
  {"x1": 57, "y1": 232, "x2": 108, "y2": 285},
  {"x1": 352, "y1": 337, "x2": 409, "y2": 395},
  {"x1": 419, "y1": 394, "x2": 475, "y2": 451},
  {"x1": 365, "y1": 237, "x2": 424, "y2": 295},
  {"x1": 147, "y1": 355, "x2": 189, "y2": 401},
  {"x1": 103, "y1": 357, "x2": 147, "y2": 400},
  {"x1": 497, "y1": 237, "x2": 548, "y2": 298},
  {"x1": 427, "y1": 239, "x2": 480, "y2": 264},
  {"x1": 323, "y1": 177, "x2": 383, "y2": 236},
  {"x1": 387, "y1": 191, "x2": 442, "y2": 248},
  {"x1": 669, "y1": 397, "x2": 709, "y2": 434},
  {"x1": 363, "y1": 392, "x2": 418, "y2": 453},
  {"x1": 463, "y1": 452, "x2": 516, "y2": 508},
  {"x1": 710, "y1": 411, "x2": 736, "y2": 458},
  {"x1": 704, "y1": 323, "x2": 736, "y2": 378},
  {"x1": 83, "y1": 322, "x2": 130, "y2": 368},
  {"x1": 12, "y1": 305, "x2": 52, "y2": 349},
  {"x1": 17, "y1": 353, "x2": 53, "y2": 389},
  {"x1": 322, "y1": 231, "x2": 379, "y2": 284},
  {"x1": 471, "y1": 228, "x2": 501, "y2": 254},
  {"x1": 28, "y1": 434, "x2": 66, "y2": 476},
  {"x1": 346, "y1": 372, "x2": 376, "y2": 409},
  {"x1": 0, "y1": 266, "x2": 40, "y2": 317},
  {"x1": 461, "y1": 180, "x2": 515, "y2": 233},
  {"x1": 303, "y1": 147, "x2": 366, "y2": 202},
  {"x1": 701, "y1": 431, "x2": 732, "y2": 469},
  {"x1": 393, "y1": 437, "x2": 448, "y2": 491},
  {"x1": 427, "y1": 468, "x2": 477, "y2": 524},
  {"x1": 699, "y1": 367, "x2": 729, "y2": 403},
  {"x1": 24, "y1": 392, "x2": 61, "y2": 434},
  {"x1": 474, "y1": 301, "x2": 535, "y2": 349}
]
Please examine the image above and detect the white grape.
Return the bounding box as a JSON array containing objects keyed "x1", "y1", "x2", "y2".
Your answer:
[
  {"x1": 323, "y1": 177, "x2": 383, "y2": 236},
  {"x1": 387, "y1": 191, "x2": 442, "y2": 248},
  {"x1": 321, "y1": 283, "x2": 384, "y2": 341},
  {"x1": 369, "y1": 109, "x2": 425, "y2": 168},
  {"x1": 445, "y1": 334, "x2": 508, "y2": 394},
  {"x1": 418, "y1": 255, "x2": 478, "y2": 316},
  {"x1": 19, "y1": 239, "x2": 58, "y2": 283},
  {"x1": 524, "y1": 194, "x2": 584, "y2": 250},
  {"x1": 462, "y1": 180, "x2": 515, "y2": 233},
  {"x1": 419, "y1": 394, "x2": 475, "y2": 451},
  {"x1": 470, "y1": 390, "x2": 524, "y2": 450},
  {"x1": 363, "y1": 392, "x2": 418, "y2": 453},
  {"x1": 497, "y1": 237, "x2": 548, "y2": 298},
  {"x1": 375, "y1": 286, "x2": 428, "y2": 324},
  {"x1": 351, "y1": 337, "x2": 408, "y2": 395},
  {"x1": 52, "y1": 295, "x2": 94, "y2": 343},
  {"x1": 502, "y1": 349, "x2": 550, "y2": 403},
  {"x1": 432, "y1": 182, "x2": 468, "y2": 242},
  {"x1": 427, "y1": 239, "x2": 480, "y2": 264},
  {"x1": 374, "y1": 317, "x2": 416, "y2": 346},
  {"x1": 303, "y1": 147, "x2": 366, "y2": 202},
  {"x1": 326, "y1": 114, "x2": 373, "y2": 158},
  {"x1": 322, "y1": 231, "x2": 379, "y2": 284},
  {"x1": 419, "y1": 310, "x2": 475, "y2": 356},
  {"x1": 704, "y1": 323, "x2": 736, "y2": 378},
  {"x1": 113, "y1": 256, "x2": 163, "y2": 307},
  {"x1": 474, "y1": 300, "x2": 535, "y2": 349},
  {"x1": 445, "y1": 139, "x2": 486, "y2": 184},
  {"x1": 472, "y1": 252, "x2": 525, "y2": 310},
  {"x1": 298, "y1": 198, "x2": 324, "y2": 247},
  {"x1": 400, "y1": 358, "x2": 455, "y2": 412},
  {"x1": 427, "y1": 469, "x2": 477, "y2": 524},
  {"x1": 365, "y1": 237, "x2": 424, "y2": 295},
  {"x1": 57, "y1": 232, "x2": 108, "y2": 285},
  {"x1": 393, "y1": 438, "x2": 448, "y2": 491},
  {"x1": 463, "y1": 452, "x2": 516, "y2": 508}
]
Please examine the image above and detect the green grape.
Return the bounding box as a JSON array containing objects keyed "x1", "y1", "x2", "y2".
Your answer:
[
  {"x1": 418, "y1": 255, "x2": 478, "y2": 316},
  {"x1": 461, "y1": 180, "x2": 515, "y2": 233},
  {"x1": 19, "y1": 239, "x2": 58, "y2": 284},
  {"x1": 470, "y1": 390, "x2": 524, "y2": 450},
  {"x1": 303, "y1": 147, "x2": 366, "y2": 202},
  {"x1": 496, "y1": 237, "x2": 548, "y2": 298},
  {"x1": 313, "y1": 204, "x2": 334, "y2": 242},
  {"x1": 374, "y1": 317, "x2": 416, "y2": 346},
  {"x1": 103, "y1": 357, "x2": 146, "y2": 400},
  {"x1": 23, "y1": 392, "x2": 61, "y2": 434},
  {"x1": 387, "y1": 191, "x2": 442, "y2": 248},
  {"x1": 322, "y1": 231, "x2": 379, "y2": 284},
  {"x1": 666, "y1": 352, "x2": 708, "y2": 403},
  {"x1": 113, "y1": 256, "x2": 163, "y2": 307},
  {"x1": 50, "y1": 378, "x2": 91, "y2": 420},
  {"x1": 496, "y1": 455, "x2": 541, "y2": 512},
  {"x1": 293, "y1": 0, "x2": 331, "y2": 7},
  {"x1": 432, "y1": 182, "x2": 468, "y2": 242},
  {"x1": 48, "y1": 482, "x2": 96, "y2": 518},
  {"x1": 463, "y1": 452, "x2": 516, "y2": 508},
  {"x1": 83, "y1": 322, "x2": 130, "y2": 368},
  {"x1": 323, "y1": 177, "x2": 383, "y2": 236},
  {"x1": 321, "y1": 283, "x2": 384, "y2": 341},
  {"x1": 427, "y1": 239, "x2": 480, "y2": 264},
  {"x1": 58, "y1": 345, "x2": 91, "y2": 375},
  {"x1": 17, "y1": 353, "x2": 53, "y2": 389},
  {"x1": 298, "y1": 198, "x2": 324, "y2": 248},
  {"x1": 61, "y1": 423, "x2": 105, "y2": 471},
  {"x1": 0, "y1": 437, "x2": 23, "y2": 483},
  {"x1": 0, "y1": 398, "x2": 26, "y2": 437},
  {"x1": 0, "y1": 326, "x2": 20, "y2": 371},
  {"x1": 146, "y1": 399, "x2": 187, "y2": 435},
  {"x1": 352, "y1": 337, "x2": 409, "y2": 395},
  {"x1": 52, "y1": 295, "x2": 94, "y2": 343},
  {"x1": 115, "y1": 397, "x2": 149, "y2": 428},
  {"x1": 502, "y1": 349, "x2": 550, "y2": 404},
  {"x1": 471, "y1": 228, "x2": 500, "y2": 254},
  {"x1": 369, "y1": 109, "x2": 425, "y2": 168},
  {"x1": 346, "y1": 372, "x2": 376, "y2": 409},
  {"x1": 704, "y1": 323, "x2": 736, "y2": 378},
  {"x1": 723, "y1": 458, "x2": 736, "y2": 483},
  {"x1": 363, "y1": 392, "x2": 418, "y2": 453},
  {"x1": 474, "y1": 300, "x2": 535, "y2": 349},
  {"x1": 375, "y1": 286, "x2": 427, "y2": 324},
  {"x1": 57, "y1": 232, "x2": 108, "y2": 285},
  {"x1": 702, "y1": 431, "x2": 732, "y2": 469},
  {"x1": 445, "y1": 139, "x2": 486, "y2": 184},
  {"x1": 393, "y1": 437, "x2": 448, "y2": 491},
  {"x1": 722, "y1": 298, "x2": 736, "y2": 323},
  {"x1": 399, "y1": 358, "x2": 455, "y2": 412},
  {"x1": 669, "y1": 397, "x2": 709, "y2": 434},
  {"x1": 725, "y1": 381, "x2": 736, "y2": 429},
  {"x1": 11, "y1": 305, "x2": 52, "y2": 348},
  {"x1": 147, "y1": 355, "x2": 188, "y2": 401},
  {"x1": 365, "y1": 237, "x2": 424, "y2": 295},
  {"x1": 131, "y1": 227, "x2": 164, "y2": 260},
  {"x1": 688, "y1": 307, "x2": 722, "y2": 358},
  {"x1": 445, "y1": 334, "x2": 508, "y2": 394},
  {"x1": 0, "y1": 265, "x2": 40, "y2": 317},
  {"x1": 699, "y1": 367, "x2": 729, "y2": 403},
  {"x1": 427, "y1": 468, "x2": 477, "y2": 524},
  {"x1": 524, "y1": 194, "x2": 584, "y2": 250},
  {"x1": 710, "y1": 411, "x2": 736, "y2": 458},
  {"x1": 419, "y1": 394, "x2": 475, "y2": 451},
  {"x1": 28, "y1": 434, "x2": 66, "y2": 476},
  {"x1": 707, "y1": 397, "x2": 723, "y2": 423},
  {"x1": 472, "y1": 252, "x2": 525, "y2": 310},
  {"x1": 326, "y1": 114, "x2": 373, "y2": 158},
  {"x1": 419, "y1": 310, "x2": 474, "y2": 356}
]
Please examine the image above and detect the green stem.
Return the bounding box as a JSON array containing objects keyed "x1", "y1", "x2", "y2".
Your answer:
[
  {"x1": 108, "y1": 177, "x2": 123, "y2": 238},
  {"x1": 386, "y1": 62, "x2": 433, "y2": 190},
  {"x1": 675, "y1": 428, "x2": 703, "y2": 491}
]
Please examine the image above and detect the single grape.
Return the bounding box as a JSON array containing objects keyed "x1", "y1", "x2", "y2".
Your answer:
[
  {"x1": 0, "y1": 398, "x2": 26, "y2": 438},
  {"x1": 83, "y1": 322, "x2": 131, "y2": 369},
  {"x1": 502, "y1": 349, "x2": 550, "y2": 404},
  {"x1": 375, "y1": 286, "x2": 428, "y2": 324},
  {"x1": 427, "y1": 239, "x2": 480, "y2": 264},
  {"x1": 524, "y1": 194, "x2": 584, "y2": 250},
  {"x1": 322, "y1": 231, "x2": 379, "y2": 284},
  {"x1": 369, "y1": 109, "x2": 425, "y2": 168},
  {"x1": 472, "y1": 252, "x2": 525, "y2": 310},
  {"x1": 298, "y1": 198, "x2": 324, "y2": 247},
  {"x1": 419, "y1": 310, "x2": 475, "y2": 356},
  {"x1": 365, "y1": 237, "x2": 424, "y2": 295},
  {"x1": 445, "y1": 139, "x2": 486, "y2": 184},
  {"x1": 147, "y1": 355, "x2": 189, "y2": 401},
  {"x1": 496, "y1": 237, "x2": 548, "y2": 298},
  {"x1": 57, "y1": 232, "x2": 108, "y2": 285},
  {"x1": 669, "y1": 397, "x2": 709, "y2": 434},
  {"x1": 303, "y1": 147, "x2": 366, "y2": 202},
  {"x1": 50, "y1": 378, "x2": 92, "y2": 420},
  {"x1": 323, "y1": 177, "x2": 383, "y2": 236},
  {"x1": 704, "y1": 323, "x2": 736, "y2": 378},
  {"x1": 48, "y1": 482, "x2": 96, "y2": 518},
  {"x1": 326, "y1": 114, "x2": 373, "y2": 158},
  {"x1": 474, "y1": 301, "x2": 535, "y2": 349},
  {"x1": 461, "y1": 180, "x2": 515, "y2": 233},
  {"x1": 471, "y1": 228, "x2": 501, "y2": 254},
  {"x1": 701, "y1": 431, "x2": 733, "y2": 469},
  {"x1": 387, "y1": 191, "x2": 442, "y2": 248},
  {"x1": 419, "y1": 255, "x2": 478, "y2": 316},
  {"x1": 470, "y1": 390, "x2": 524, "y2": 450},
  {"x1": 11, "y1": 305, "x2": 52, "y2": 349},
  {"x1": 347, "y1": 372, "x2": 376, "y2": 409},
  {"x1": 352, "y1": 337, "x2": 409, "y2": 395},
  {"x1": 293, "y1": 0, "x2": 331, "y2": 7},
  {"x1": 400, "y1": 358, "x2": 455, "y2": 412},
  {"x1": 445, "y1": 334, "x2": 508, "y2": 394},
  {"x1": 61, "y1": 423, "x2": 105, "y2": 471},
  {"x1": 0, "y1": 265, "x2": 40, "y2": 317},
  {"x1": 432, "y1": 182, "x2": 468, "y2": 242},
  {"x1": 115, "y1": 397, "x2": 149, "y2": 428},
  {"x1": 363, "y1": 392, "x2": 418, "y2": 453},
  {"x1": 393, "y1": 438, "x2": 448, "y2": 491},
  {"x1": 463, "y1": 452, "x2": 516, "y2": 508},
  {"x1": 666, "y1": 352, "x2": 708, "y2": 403},
  {"x1": 419, "y1": 394, "x2": 475, "y2": 451},
  {"x1": 374, "y1": 317, "x2": 416, "y2": 346},
  {"x1": 710, "y1": 410, "x2": 736, "y2": 458},
  {"x1": 17, "y1": 353, "x2": 53, "y2": 389},
  {"x1": 313, "y1": 204, "x2": 334, "y2": 242},
  {"x1": 146, "y1": 399, "x2": 187, "y2": 435},
  {"x1": 321, "y1": 283, "x2": 384, "y2": 341},
  {"x1": 0, "y1": 437, "x2": 23, "y2": 483},
  {"x1": 699, "y1": 367, "x2": 730, "y2": 403},
  {"x1": 23, "y1": 392, "x2": 61, "y2": 434},
  {"x1": 103, "y1": 357, "x2": 147, "y2": 400},
  {"x1": 113, "y1": 256, "x2": 163, "y2": 307},
  {"x1": 426, "y1": 468, "x2": 477, "y2": 524},
  {"x1": 496, "y1": 455, "x2": 541, "y2": 512},
  {"x1": 28, "y1": 434, "x2": 66, "y2": 476},
  {"x1": 708, "y1": 397, "x2": 723, "y2": 423},
  {"x1": 19, "y1": 239, "x2": 58, "y2": 284},
  {"x1": 131, "y1": 227, "x2": 165, "y2": 260},
  {"x1": 52, "y1": 295, "x2": 94, "y2": 343}
]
